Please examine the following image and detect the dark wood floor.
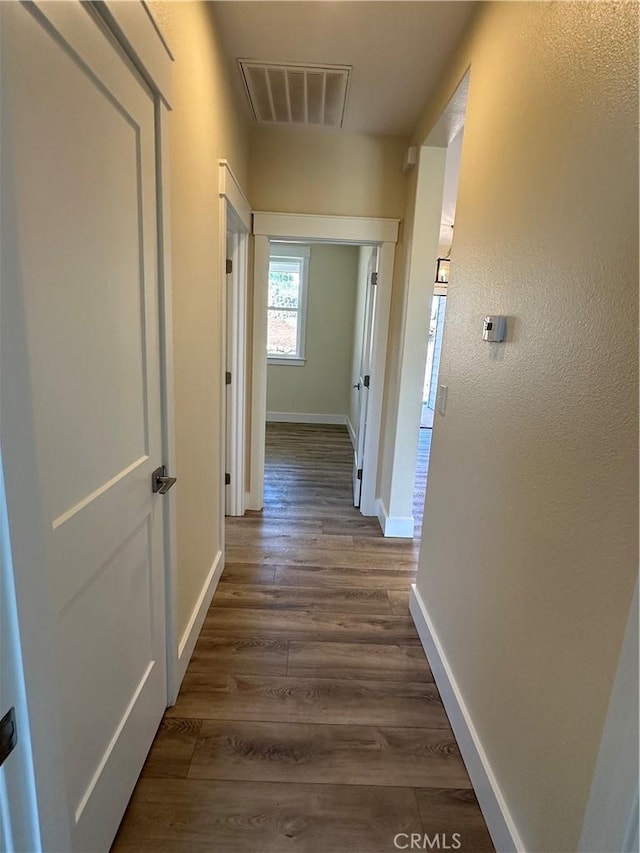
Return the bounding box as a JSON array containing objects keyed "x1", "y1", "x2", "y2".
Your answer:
[{"x1": 113, "y1": 423, "x2": 492, "y2": 852}]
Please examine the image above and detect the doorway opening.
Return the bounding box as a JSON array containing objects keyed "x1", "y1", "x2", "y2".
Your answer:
[
  {"x1": 412, "y1": 126, "x2": 463, "y2": 541},
  {"x1": 220, "y1": 161, "x2": 251, "y2": 520},
  {"x1": 263, "y1": 240, "x2": 379, "y2": 511},
  {"x1": 413, "y1": 290, "x2": 447, "y2": 537},
  {"x1": 248, "y1": 213, "x2": 399, "y2": 518}
]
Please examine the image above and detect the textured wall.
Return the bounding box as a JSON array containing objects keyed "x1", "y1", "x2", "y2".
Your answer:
[
  {"x1": 411, "y1": 2, "x2": 638, "y2": 850},
  {"x1": 267, "y1": 245, "x2": 359, "y2": 417},
  {"x1": 148, "y1": 2, "x2": 250, "y2": 638}
]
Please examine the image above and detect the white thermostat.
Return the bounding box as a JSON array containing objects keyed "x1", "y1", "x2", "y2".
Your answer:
[{"x1": 482, "y1": 315, "x2": 506, "y2": 342}]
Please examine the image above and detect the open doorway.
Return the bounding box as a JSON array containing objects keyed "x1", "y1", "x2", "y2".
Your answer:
[
  {"x1": 248, "y1": 213, "x2": 399, "y2": 517},
  {"x1": 421, "y1": 292, "x2": 447, "y2": 430},
  {"x1": 263, "y1": 240, "x2": 379, "y2": 511},
  {"x1": 412, "y1": 127, "x2": 463, "y2": 540},
  {"x1": 373, "y1": 72, "x2": 468, "y2": 540}
]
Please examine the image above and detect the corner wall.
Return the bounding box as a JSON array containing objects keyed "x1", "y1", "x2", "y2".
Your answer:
[
  {"x1": 406, "y1": 3, "x2": 638, "y2": 851},
  {"x1": 148, "y1": 2, "x2": 250, "y2": 644}
]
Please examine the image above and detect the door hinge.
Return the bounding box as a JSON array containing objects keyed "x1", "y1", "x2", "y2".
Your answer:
[
  {"x1": 225, "y1": 371, "x2": 232, "y2": 386},
  {"x1": 0, "y1": 707, "x2": 17, "y2": 768},
  {"x1": 363, "y1": 375, "x2": 370, "y2": 388},
  {"x1": 225, "y1": 472, "x2": 231, "y2": 486},
  {"x1": 357, "y1": 468, "x2": 363, "y2": 481},
  {"x1": 226, "y1": 258, "x2": 233, "y2": 274},
  {"x1": 370, "y1": 272, "x2": 378, "y2": 286}
]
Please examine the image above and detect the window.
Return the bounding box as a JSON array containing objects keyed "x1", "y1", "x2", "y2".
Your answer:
[{"x1": 267, "y1": 244, "x2": 310, "y2": 364}]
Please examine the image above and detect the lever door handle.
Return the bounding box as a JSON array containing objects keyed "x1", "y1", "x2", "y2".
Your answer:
[
  {"x1": 152, "y1": 465, "x2": 177, "y2": 494},
  {"x1": 353, "y1": 382, "x2": 361, "y2": 390}
]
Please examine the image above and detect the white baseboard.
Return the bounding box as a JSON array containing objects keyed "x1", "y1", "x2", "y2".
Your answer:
[
  {"x1": 409, "y1": 584, "x2": 524, "y2": 853},
  {"x1": 346, "y1": 417, "x2": 356, "y2": 449},
  {"x1": 171, "y1": 550, "x2": 224, "y2": 701},
  {"x1": 266, "y1": 411, "x2": 348, "y2": 426},
  {"x1": 375, "y1": 497, "x2": 414, "y2": 538}
]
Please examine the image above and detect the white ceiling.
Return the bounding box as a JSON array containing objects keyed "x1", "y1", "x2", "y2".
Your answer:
[{"x1": 212, "y1": 1, "x2": 477, "y2": 137}]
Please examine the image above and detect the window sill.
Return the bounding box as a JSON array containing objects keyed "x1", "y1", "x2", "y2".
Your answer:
[{"x1": 268, "y1": 357, "x2": 306, "y2": 366}]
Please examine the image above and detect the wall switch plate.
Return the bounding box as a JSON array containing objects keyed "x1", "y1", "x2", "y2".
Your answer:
[
  {"x1": 437, "y1": 384, "x2": 448, "y2": 416},
  {"x1": 482, "y1": 315, "x2": 507, "y2": 342}
]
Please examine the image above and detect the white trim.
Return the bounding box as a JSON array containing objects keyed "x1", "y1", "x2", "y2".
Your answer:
[
  {"x1": 266, "y1": 412, "x2": 348, "y2": 426},
  {"x1": 249, "y1": 213, "x2": 398, "y2": 519},
  {"x1": 156, "y1": 98, "x2": 180, "y2": 707},
  {"x1": 579, "y1": 580, "x2": 639, "y2": 853},
  {"x1": 90, "y1": 0, "x2": 173, "y2": 107},
  {"x1": 409, "y1": 585, "x2": 525, "y2": 853},
  {"x1": 346, "y1": 417, "x2": 356, "y2": 449},
  {"x1": 174, "y1": 551, "x2": 224, "y2": 689},
  {"x1": 253, "y1": 211, "x2": 399, "y2": 245},
  {"x1": 359, "y1": 242, "x2": 394, "y2": 517},
  {"x1": 219, "y1": 161, "x2": 251, "y2": 519},
  {"x1": 375, "y1": 498, "x2": 415, "y2": 539},
  {"x1": 247, "y1": 236, "x2": 271, "y2": 511},
  {"x1": 219, "y1": 160, "x2": 251, "y2": 232},
  {"x1": 267, "y1": 245, "x2": 310, "y2": 361},
  {"x1": 268, "y1": 357, "x2": 306, "y2": 366}
]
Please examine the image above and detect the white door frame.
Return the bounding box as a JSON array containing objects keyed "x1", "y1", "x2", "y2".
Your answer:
[
  {"x1": 249, "y1": 212, "x2": 399, "y2": 517},
  {"x1": 0, "y1": 2, "x2": 177, "y2": 846},
  {"x1": 579, "y1": 580, "x2": 639, "y2": 853},
  {"x1": 219, "y1": 161, "x2": 251, "y2": 519},
  {"x1": 378, "y1": 71, "x2": 469, "y2": 538}
]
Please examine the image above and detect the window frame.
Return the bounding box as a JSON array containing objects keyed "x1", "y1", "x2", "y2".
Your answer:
[{"x1": 266, "y1": 243, "x2": 311, "y2": 365}]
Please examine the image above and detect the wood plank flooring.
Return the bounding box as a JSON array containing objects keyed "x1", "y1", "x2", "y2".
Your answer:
[{"x1": 112, "y1": 423, "x2": 492, "y2": 853}]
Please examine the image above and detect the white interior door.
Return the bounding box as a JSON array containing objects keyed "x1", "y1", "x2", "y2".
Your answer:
[
  {"x1": 225, "y1": 232, "x2": 235, "y2": 515},
  {"x1": 1, "y1": 4, "x2": 167, "y2": 850},
  {"x1": 353, "y1": 250, "x2": 379, "y2": 506},
  {"x1": 0, "y1": 455, "x2": 40, "y2": 853}
]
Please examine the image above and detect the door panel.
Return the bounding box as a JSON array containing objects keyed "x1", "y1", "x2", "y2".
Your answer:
[
  {"x1": 1, "y1": 4, "x2": 166, "y2": 850},
  {"x1": 0, "y1": 458, "x2": 41, "y2": 853},
  {"x1": 353, "y1": 250, "x2": 378, "y2": 507}
]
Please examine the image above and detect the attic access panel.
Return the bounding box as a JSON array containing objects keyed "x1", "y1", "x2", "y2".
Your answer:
[{"x1": 238, "y1": 60, "x2": 351, "y2": 129}]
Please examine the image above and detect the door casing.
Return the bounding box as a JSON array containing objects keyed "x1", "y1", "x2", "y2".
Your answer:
[
  {"x1": 220, "y1": 161, "x2": 251, "y2": 520},
  {"x1": 248, "y1": 212, "x2": 399, "y2": 517}
]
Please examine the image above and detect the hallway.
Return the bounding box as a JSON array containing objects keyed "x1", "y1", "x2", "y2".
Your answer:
[{"x1": 113, "y1": 424, "x2": 492, "y2": 852}]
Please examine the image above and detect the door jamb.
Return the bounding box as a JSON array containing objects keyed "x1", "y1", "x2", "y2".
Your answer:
[
  {"x1": 219, "y1": 161, "x2": 251, "y2": 519},
  {"x1": 249, "y1": 213, "x2": 399, "y2": 516}
]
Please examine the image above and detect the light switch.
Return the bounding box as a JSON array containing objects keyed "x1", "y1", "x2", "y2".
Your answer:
[{"x1": 437, "y1": 384, "x2": 448, "y2": 416}]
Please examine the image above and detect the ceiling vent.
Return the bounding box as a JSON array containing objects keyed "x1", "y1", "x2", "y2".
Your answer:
[{"x1": 238, "y1": 60, "x2": 351, "y2": 129}]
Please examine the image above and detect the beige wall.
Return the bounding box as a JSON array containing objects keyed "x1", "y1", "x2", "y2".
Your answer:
[
  {"x1": 405, "y1": 3, "x2": 638, "y2": 851},
  {"x1": 149, "y1": 2, "x2": 250, "y2": 638},
  {"x1": 250, "y1": 125, "x2": 407, "y2": 219},
  {"x1": 267, "y1": 244, "x2": 359, "y2": 418}
]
